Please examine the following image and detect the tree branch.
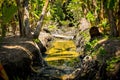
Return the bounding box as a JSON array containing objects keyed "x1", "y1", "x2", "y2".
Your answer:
[{"x1": 33, "y1": 0, "x2": 49, "y2": 38}]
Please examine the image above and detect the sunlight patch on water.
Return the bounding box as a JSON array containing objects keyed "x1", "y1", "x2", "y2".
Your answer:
[
  {"x1": 45, "y1": 40, "x2": 80, "y2": 67},
  {"x1": 45, "y1": 51, "x2": 79, "y2": 61}
]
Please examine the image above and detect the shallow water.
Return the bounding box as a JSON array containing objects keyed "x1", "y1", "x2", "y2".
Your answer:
[{"x1": 44, "y1": 40, "x2": 80, "y2": 71}]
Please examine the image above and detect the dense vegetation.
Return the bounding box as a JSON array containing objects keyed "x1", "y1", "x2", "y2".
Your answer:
[
  {"x1": 0, "y1": 0, "x2": 120, "y2": 80},
  {"x1": 0, "y1": 0, "x2": 120, "y2": 37}
]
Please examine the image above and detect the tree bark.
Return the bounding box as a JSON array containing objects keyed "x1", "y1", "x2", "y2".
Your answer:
[
  {"x1": 118, "y1": 1, "x2": 120, "y2": 36},
  {"x1": 108, "y1": 9, "x2": 118, "y2": 37},
  {"x1": 33, "y1": 0, "x2": 49, "y2": 38},
  {"x1": 100, "y1": 0, "x2": 104, "y2": 20},
  {"x1": 16, "y1": 0, "x2": 32, "y2": 37},
  {"x1": 23, "y1": 0, "x2": 32, "y2": 37},
  {"x1": 16, "y1": 0, "x2": 25, "y2": 37},
  {"x1": 93, "y1": 0, "x2": 97, "y2": 18}
]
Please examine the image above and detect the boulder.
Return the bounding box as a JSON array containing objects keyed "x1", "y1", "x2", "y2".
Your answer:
[{"x1": 0, "y1": 36, "x2": 46, "y2": 80}]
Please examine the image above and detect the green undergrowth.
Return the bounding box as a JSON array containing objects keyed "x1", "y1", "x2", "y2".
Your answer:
[
  {"x1": 85, "y1": 37, "x2": 120, "y2": 72},
  {"x1": 106, "y1": 56, "x2": 120, "y2": 72},
  {"x1": 85, "y1": 38, "x2": 107, "y2": 55},
  {"x1": 84, "y1": 37, "x2": 109, "y2": 62}
]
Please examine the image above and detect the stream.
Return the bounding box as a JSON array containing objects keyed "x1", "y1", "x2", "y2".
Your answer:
[{"x1": 44, "y1": 39, "x2": 80, "y2": 75}]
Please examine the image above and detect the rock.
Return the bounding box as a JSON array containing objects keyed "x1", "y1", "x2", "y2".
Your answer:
[
  {"x1": 79, "y1": 18, "x2": 91, "y2": 32},
  {"x1": 0, "y1": 36, "x2": 46, "y2": 80},
  {"x1": 75, "y1": 18, "x2": 91, "y2": 52},
  {"x1": 38, "y1": 32, "x2": 53, "y2": 49}
]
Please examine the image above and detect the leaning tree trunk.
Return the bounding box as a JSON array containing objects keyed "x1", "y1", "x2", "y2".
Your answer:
[
  {"x1": 23, "y1": 0, "x2": 32, "y2": 37},
  {"x1": 33, "y1": 0, "x2": 49, "y2": 38}
]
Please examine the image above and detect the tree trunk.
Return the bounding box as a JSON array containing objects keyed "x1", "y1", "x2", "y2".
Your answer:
[
  {"x1": 16, "y1": 0, "x2": 25, "y2": 37},
  {"x1": 118, "y1": 1, "x2": 120, "y2": 36},
  {"x1": 100, "y1": 0, "x2": 104, "y2": 20},
  {"x1": 23, "y1": 0, "x2": 32, "y2": 38},
  {"x1": 1, "y1": 23, "x2": 7, "y2": 37},
  {"x1": 33, "y1": 0, "x2": 49, "y2": 38},
  {"x1": 16, "y1": 0, "x2": 49, "y2": 38},
  {"x1": 108, "y1": 9, "x2": 118, "y2": 37},
  {"x1": 93, "y1": 0, "x2": 97, "y2": 18},
  {"x1": 16, "y1": 0, "x2": 32, "y2": 37},
  {"x1": 93, "y1": 0, "x2": 99, "y2": 25}
]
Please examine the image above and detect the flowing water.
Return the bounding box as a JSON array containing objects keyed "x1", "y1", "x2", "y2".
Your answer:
[{"x1": 44, "y1": 39, "x2": 80, "y2": 74}]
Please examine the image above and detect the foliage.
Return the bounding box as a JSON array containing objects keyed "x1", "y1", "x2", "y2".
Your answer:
[
  {"x1": 0, "y1": 0, "x2": 17, "y2": 23},
  {"x1": 85, "y1": 38, "x2": 107, "y2": 57},
  {"x1": 48, "y1": 25, "x2": 57, "y2": 30},
  {"x1": 105, "y1": 0, "x2": 117, "y2": 9},
  {"x1": 33, "y1": 38, "x2": 40, "y2": 43},
  {"x1": 60, "y1": 20, "x2": 70, "y2": 26},
  {"x1": 29, "y1": 0, "x2": 44, "y2": 30},
  {"x1": 49, "y1": 0, "x2": 65, "y2": 22},
  {"x1": 106, "y1": 56, "x2": 120, "y2": 71},
  {"x1": 99, "y1": 18, "x2": 108, "y2": 28},
  {"x1": 30, "y1": 0, "x2": 43, "y2": 16},
  {"x1": 86, "y1": 11, "x2": 95, "y2": 22},
  {"x1": 2, "y1": 4, "x2": 17, "y2": 23},
  {"x1": 0, "y1": 0, "x2": 17, "y2": 37},
  {"x1": 98, "y1": 46, "x2": 107, "y2": 56},
  {"x1": 67, "y1": 0, "x2": 82, "y2": 18},
  {"x1": 67, "y1": 0, "x2": 82, "y2": 25},
  {"x1": 85, "y1": 39, "x2": 98, "y2": 54},
  {"x1": 29, "y1": 0, "x2": 44, "y2": 20},
  {"x1": 0, "y1": 0, "x2": 119, "y2": 37}
]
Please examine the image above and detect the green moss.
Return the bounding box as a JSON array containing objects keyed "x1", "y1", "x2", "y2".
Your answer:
[{"x1": 33, "y1": 38, "x2": 40, "y2": 43}]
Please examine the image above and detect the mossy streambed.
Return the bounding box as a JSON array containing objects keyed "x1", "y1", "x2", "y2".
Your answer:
[{"x1": 44, "y1": 40, "x2": 80, "y2": 70}]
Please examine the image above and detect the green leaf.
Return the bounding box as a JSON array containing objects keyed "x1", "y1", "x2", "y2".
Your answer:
[
  {"x1": 33, "y1": 38, "x2": 40, "y2": 43},
  {"x1": 99, "y1": 47, "x2": 106, "y2": 55},
  {"x1": 107, "y1": 0, "x2": 116, "y2": 9},
  {"x1": 32, "y1": 12, "x2": 39, "y2": 19},
  {"x1": 2, "y1": 4, "x2": 17, "y2": 23},
  {"x1": 86, "y1": 11, "x2": 95, "y2": 22}
]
